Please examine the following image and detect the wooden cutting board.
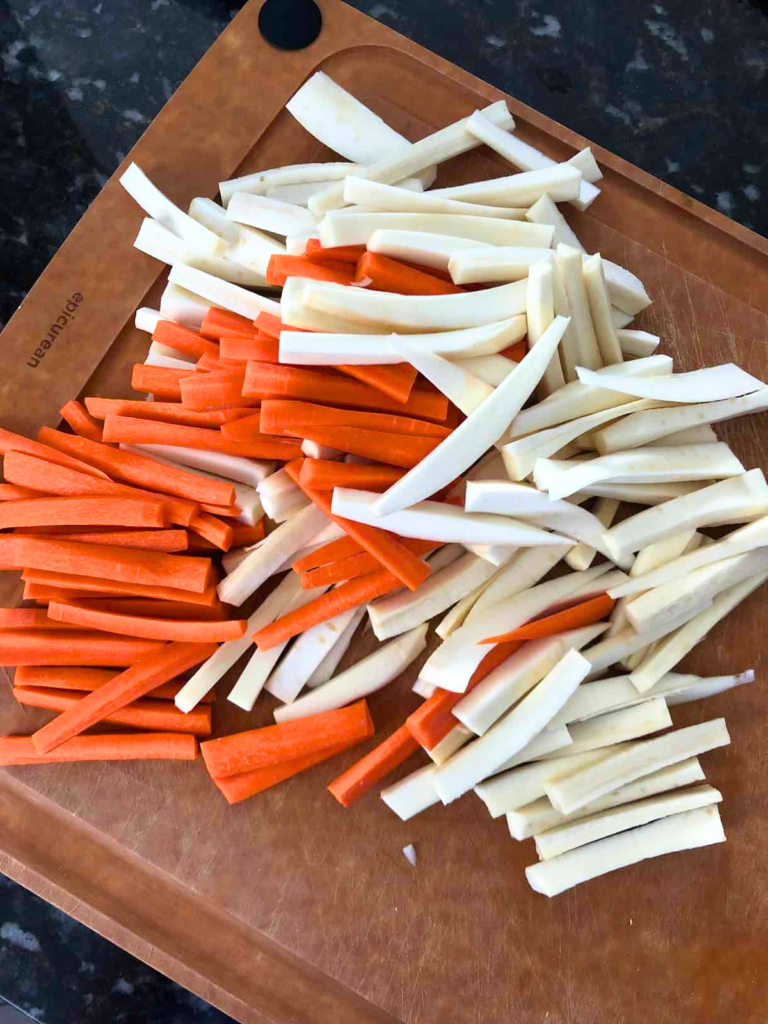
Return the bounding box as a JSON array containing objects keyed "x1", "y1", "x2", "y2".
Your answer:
[{"x1": 1, "y1": 2, "x2": 767, "y2": 1022}]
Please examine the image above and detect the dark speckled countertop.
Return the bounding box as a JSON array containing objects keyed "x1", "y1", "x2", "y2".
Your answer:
[{"x1": 1, "y1": 0, "x2": 767, "y2": 1020}]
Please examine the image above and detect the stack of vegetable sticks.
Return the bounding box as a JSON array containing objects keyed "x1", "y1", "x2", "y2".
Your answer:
[{"x1": 4, "y1": 71, "x2": 767, "y2": 900}]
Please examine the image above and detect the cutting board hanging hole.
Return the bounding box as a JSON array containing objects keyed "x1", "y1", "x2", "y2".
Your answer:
[{"x1": 258, "y1": 0, "x2": 322, "y2": 50}]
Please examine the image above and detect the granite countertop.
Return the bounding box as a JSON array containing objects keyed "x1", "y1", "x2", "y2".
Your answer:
[{"x1": 0, "y1": 0, "x2": 766, "y2": 1020}]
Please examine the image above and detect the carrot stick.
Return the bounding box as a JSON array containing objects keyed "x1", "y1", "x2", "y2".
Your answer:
[
  {"x1": 188, "y1": 512, "x2": 233, "y2": 551},
  {"x1": 406, "y1": 641, "x2": 524, "y2": 750},
  {"x1": 299, "y1": 537, "x2": 439, "y2": 588},
  {"x1": 48, "y1": 600, "x2": 246, "y2": 642},
  {"x1": 131, "y1": 363, "x2": 196, "y2": 399},
  {"x1": 32, "y1": 640, "x2": 218, "y2": 752},
  {"x1": 210, "y1": 741, "x2": 350, "y2": 803},
  {"x1": 21, "y1": 570, "x2": 220, "y2": 606},
  {"x1": 0, "y1": 427, "x2": 108, "y2": 480},
  {"x1": 299, "y1": 459, "x2": 405, "y2": 493},
  {"x1": 258, "y1": 400, "x2": 451, "y2": 440},
  {"x1": 37, "y1": 427, "x2": 235, "y2": 506},
  {"x1": 102, "y1": 414, "x2": 300, "y2": 461},
  {"x1": 396, "y1": 258, "x2": 455, "y2": 284},
  {"x1": 0, "y1": 484, "x2": 42, "y2": 501},
  {"x1": 266, "y1": 254, "x2": 355, "y2": 287},
  {"x1": 196, "y1": 352, "x2": 228, "y2": 373},
  {"x1": 153, "y1": 320, "x2": 221, "y2": 360},
  {"x1": 219, "y1": 335, "x2": 280, "y2": 365},
  {"x1": 253, "y1": 569, "x2": 400, "y2": 650},
  {"x1": 195, "y1": 520, "x2": 264, "y2": 549},
  {"x1": 242, "y1": 363, "x2": 448, "y2": 422},
  {"x1": 292, "y1": 535, "x2": 364, "y2": 572},
  {"x1": 327, "y1": 723, "x2": 420, "y2": 806},
  {"x1": 14, "y1": 666, "x2": 215, "y2": 700},
  {"x1": 25, "y1": 584, "x2": 111, "y2": 603},
  {"x1": 200, "y1": 307, "x2": 256, "y2": 340},
  {"x1": 331, "y1": 362, "x2": 418, "y2": 403},
  {"x1": 85, "y1": 398, "x2": 253, "y2": 429},
  {"x1": 501, "y1": 339, "x2": 527, "y2": 363},
  {"x1": 0, "y1": 537, "x2": 18, "y2": 570},
  {"x1": 14, "y1": 686, "x2": 212, "y2": 737},
  {"x1": 479, "y1": 593, "x2": 616, "y2": 644},
  {"x1": 0, "y1": 496, "x2": 166, "y2": 530},
  {"x1": 14, "y1": 536, "x2": 213, "y2": 593},
  {"x1": 63, "y1": 597, "x2": 226, "y2": 621},
  {"x1": 303, "y1": 239, "x2": 365, "y2": 265},
  {"x1": 0, "y1": 609, "x2": 92, "y2": 631},
  {"x1": 295, "y1": 425, "x2": 440, "y2": 469},
  {"x1": 200, "y1": 700, "x2": 374, "y2": 778},
  {"x1": 355, "y1": 252, "x2": 465, "y2": 296},
  {"x1": 0, "y1": 631, "x2": 166, "y2": 668},
  {"x1": 284, "y1": 458, "x2": 430, "y2": 592},
  {"x1": 216, "y1": 411, "x2": 262, "y2": 442},
  {"x1": 0, "y1": 733, "x2": 198, "y2": 765},
  {"x1": 14, "y1": 528, "x2": 189, "y2": 553},
  {"x1": 178, "y1": 369, "x2": 257, "y2": 412},
  {"x1": 59, "y1": 399, "x2": 104, "y2": 442}
]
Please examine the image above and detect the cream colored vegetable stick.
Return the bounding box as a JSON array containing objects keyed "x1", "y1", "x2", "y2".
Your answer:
[
  {"x1": 628, "y1": 573, "x2": 768, "y2": 693},
  {"x1": 367, "y1": 230, "x2": 495, "y2": 271},
  {"x1": 391, "y1": 345, "x2": 493, "y2": 416},
  {"x1": 630, "y1": 530, "x2": 700, "y2": 577},
  {"x1": 538, "y1": 699, "x2": 672, "y2": 758},
  {"x1": 122, "y1": 442, "x2": 274, "y2": 490},
  {"x1": 577, "y1": 363, "x2": 766, "y2": 403},
  {"x1": 526, "y1": 259, "x2": 564, "y2": 397},
  {"x1": 374, "y1": 317, "x2": 570, "y2": 515},
  {"x1": 220, "y1": 161, "x2": 358, "y2": 206},
  {"x1": 280, "y1": 278, "x2": 387, "y2": 334},
  {"x1": 583, "y1": 612, "x2": 699, "y2": 679},
  {"x1": 583, "y1": 254, "x2": 624, "y2": 365},
  {"x1": 526, "y1": 805, "x2": 726, "y2": 896},
  {"x1": 573, "y1": 481, "x2": 704, "y2": 504},
  {"x1": 226, "y1": 193, "x2": 319, "y2": 238},
  {"x1": 448, "y1": 247, "x2": 554, "y2": 284},
  {"x1": 617, "y1": 329, "x2": 660, "y2": 359},
  {"x1": 646, "y1": 425, "x2": 718, "y2": 446},
  {"x1": 666, "y1": 670, "x2": 754, "y2": 705},
  {"x1": 309, "y1": 100, "x2": 514, "y2": 214},
  {"x1": 596, "y1": 259, "x2": 652, "y2": 316},
  {"x1": 381, "y1": 763, "x2": 440, "y2": 821},
  {"x1": 266, "y1": 181, "x2": 340, "y2": 204},
  {"x1": 306, "y1": 607, "x2": 366, "y2": 688},
  {"x1": 412, "y1": 676, "x2": 437, "y2": 699},
  {"x1": 546, "y1": 719, "x2": 730, "y2": 815},
  {"x1": 465, "y1": 546, "x2": 569, "y2": 624},
  {"x1": 168, "y1": 264, "x2": 280, "y2": 319},
  {"x1": 429, "y1": 165, "x2": 583, "y2": 208},
  {"x1": 426, "y1": 724, "x2": 475, "y2": 766},
  {"x1": 556, "y1": 243, "x2": 602, "y2": 377},
  {"x1": 188, "y1": 196, "x2": 285, "y2": 274},
  {"x1": 434, "y1": 650, "x2": 591, "y2": 804},
  {"x1": 593, "y1": 388, "x2": 768, "y2": 453},
  {"x1": 506, "y1": 758, "x2": 705, "y2": 839},
  {"x1": 321, "y1": 212, "x2": 550, "y2": 249},
  {"x1": 493, "y1": 725, "x2": 574, "y2": 773},
  {"x1": 134, "y1": 219, "x2": 269, "y2": 288},
  {"x1": 343, "y1": 177, "x2": 524, "y2": 218},
  {"x1": 567, "y1": 147, "x2": 602, "y2": 183},
  {"x1": 159, "y1": 283, "x2": 209, "y2": 329},
  {"x1": 565, "y1": 497, "x2": 619, "y2": 572},
  {"x1": 454, "y1": 355, "x2": 516, "y2": 387},
  {"x1": 135, "y1": 307, "x2": 163, "y2": 334},
  {"x1": 273, "y1": 625, "x2": 428, "y2": 723},
  {"x1": 525, "y1": 194, "x2": 584, "y2": 250}
]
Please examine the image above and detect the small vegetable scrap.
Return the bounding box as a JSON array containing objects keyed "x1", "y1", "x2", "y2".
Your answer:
[{"x1": 2, "y1": 71, "x2": 767, "y2": 898}]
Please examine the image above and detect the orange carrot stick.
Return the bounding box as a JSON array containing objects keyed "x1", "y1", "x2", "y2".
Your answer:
[
  {"x1": 216, "y1": 410, "x2": 262, "y2": 442},
  {"x1": 299, "y1": 459, "x2": 405, "y2": 493},
  {"x1": 48, "y1": 600, "x2": 246, "y2": 642},
  {"x1": 200, "y1": 700, "x2": 374, "y2": 778},
  {"x1": 102, "y1": 414, "x2": 300, "y2": 461},
  {"x1": 303, "y1": 239, "x2": 366, "y2": 265},
  {"x1": 178, "y1": 369, "x2": 258, "y2": 412},
  {"x1": 14, "y1": 665, "x2": 215, "y2": 700},
  {"x1": 37, "y1": 427, "x2": 235, "y2": 506},
  {"x1": 14, "y1": 536, "x2": 213, "y2": 593},
  {"x1": 196, "y1": 352, "x2": 228, "y2": 373},
  {"x1": 188, "y1": 520, "x2": 264, "y2": 551},
  {"x1": 0, "y1": 484, "x2": 42, "y2": 501},
  {"x1": 0, "y1": 536, "x2": 19, "y2": 570},
  {"x1": 501, "y1": 339, "x2": 527, "y2": 363},
  {"x1": 63, "y1": 597, "x2": 226, "y2": 621},
  {"x1": 299, "y1": 537, "x2": 439, "y2": 589},
  {"x1": 14, "y1": 686, "x2": 212, "y2": 736},
  {"x1": 14, "y1": 528, "x2": 189, "y2": 553},
  {"x1": 355, "y1": 251, "x2": 465, "y2": 296},
  {"x1": 210, "y1": 740, "x2": 352, "y2": 804},
  {"x1": 332, "y1": 362, "x2": 418, "y2": 403},
  {"x1": 219, "y1": 335, "x2": 280, "y2": 364},
  {"x1": 284, "y1": 458, "x2": 430, "y2": 592},
  {"x1": 60, "y1": 399, "x2": 104, "y2": 442},
  {"x1": 296, "y1": 425, "x2": 440, "y2": 469},
  {"x1": 479, "y1": 594, "x2": 615, "y2": 644},
  {"x1": 327, "y1": 723, "x2": 420, "y2": 806},
  {"x1": 188, "y1": 511, "x2": 233, "y2": 551},
  {"x1": 266, "y1": 254, "x2": 355, "y2": 287},
  {"x1": 25, "y1": 584, "x2": 112, "y2": 603},
  {"x1": 0, "y1": 732, "x2": 198, "y2": 765},
  {"x1": 242, "y1": 363, "x2": 448, "y2": 422},
  {"x1": 153, "y1": 320, "x2": 221, "y2": 360},
  {"x1": 131, "y1": 363, "x2": 196, "y2": 399},
  {"x1": 0, "y1": 631, "x2": 165, "y2": 668},
  {"x1": 21, "y1": 570, "x2": 220, "y2": 606},
  {"x1": 200, "y1": 307, "x2": 256, "y2": 340},
  {"x1": 292, "y1": 535, "x2": 363, "y2": 572},
  {"x1": 32, "y1": 640, "x2": 217, "y2": 752},
  {"x1": 258, "y1": 400, "x2": 451, "y2": 440},
  {"x1": 0, "y1": 496, "x2": 166, "y2": 530},
  {"x1": 85, "y1": 398, "x2": 252, "y2": 429},
  {"x1": 0, "y1": 609, "x2": 92, "y2": 631},
  {"x1": 0, "y1": 427, "x2": 108, "y2": 480}
]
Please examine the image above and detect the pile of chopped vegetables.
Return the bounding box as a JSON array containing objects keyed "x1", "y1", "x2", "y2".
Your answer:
[{"x1": 3, "y1": 71, "x2": 767, "y2": 897}]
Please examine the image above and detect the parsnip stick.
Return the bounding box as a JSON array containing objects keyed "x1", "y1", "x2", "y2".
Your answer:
[
  {"x1": 493, "y1": 725, "x2": 574, "y2": 773},
  {"x1": 448, "y1": 247, "x2": 554, "y2": 284},
  {"x1": 539, "y1": 698, "x2": 672, "y2": 757},
  {"x1": 220, "y1": 161, "x2": 358, "y2": 206},
  {"x1": 227, "y1": 193, "x2": 319, "y2": 238},
  {"x1": 281, "y1": 278, "x2": 386, "y2": 334},
  {"x1": 122, "y1": 442, "x2": 274, "y2": 489},
  {"x1": 343, "y1": 177, "x2": 525, "y2": 218},
  {"x1": 428, "y1": 165, "x2": 583, "y2": 208},
  {"x1": 168, "y1": 264, "x2": 280, "y2": 319},
  {"x1": 135, "y1": 307, "x2": 163, "y2": 334},
  {"x1": 526, "y1": 259, "x2": 564, "y2": 397},
  {"x1": 306, "y1": 607, "x2": 366, "y2": 688},
  {"x1": 617, "y1": 329, "x2": 660, "y2": 359},
  {"x1": 630, "y1": 530, "x2": 700, "y2": 577},
  {"x1": 134, "y1": 219, "x2": 269, "y2": 288},
  {"x1": 557, "y1": 243, "x2": 602, "y2": 377},
  {"x1": 525, "y1": 194, "x2": 584, "y2": 250},
  {"x1": 577, "y1": 363, "x2": 766, "y2": 403},
  {"x1": 367, "y1": 230, "x2": 495, "y2": 271},
  {"x1": 159, "y1": 283, "x2": 209, "y2": 330},
  {"x1": 564, "y1": 497, "x2": 619, "y2": 572},
  {"x1": 188, "y1": 196, "x2": 285, "y2": 275},
  {"x1": 583, "y1": 254, "x2": 623, "y2": 365},
  {"x1": 454, "y1": 355, "x2": 516, "y2": 386},
  {"x1": 572, "y1": 480, "x2": 704, "y2": 504},
  {"x1": 381, "y1": 763, "x2": 440, "y2": 821},
  {"x1": 464, "y1": 546, "x2": 570, "y2": 624},
  {"x1": 426, "y1": 724, "x2": 475, "y2": 765}
]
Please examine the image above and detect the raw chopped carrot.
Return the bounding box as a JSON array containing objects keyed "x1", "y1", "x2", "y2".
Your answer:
[
  {"x1": 219, "y1": 335, "x2": 280, "y2": 364},
  {"x1": 0, "y1": 609, "x2": 92, "y2": 631},
  {"x1": 210, "y1": 741, "x2": 352, "y2": 804},
  {"x1": 196, "y1": 352, "x2": 227, "y2": 373},
  {"x1": 14, "y1": 666, "x2": 215, "y2": 700},
  {"x1": 37, "y1": 428, "x2": 235, "y2": 505},
  {"x1": 299, "y1": 459, "x2": 405, "y2": 493},
  {"x1": 153, "y1": 320, "x2": 221, "y2": 360},
  {"x1": 32, "y1": 640, "x2": 218, "y2": 752},
  {"x1": 200, "y1": 307, "x2": 256, "y2": 341},
  {"x1": 327, "y1": 723, "x2": 420, "y2": 806},
  {"x1": 242, "y1": 363, "x2": 448, "y2": 422},
  {"x1": 0, "y1": 631, "x2": 165, "y2": 668},
  {"x1": 231, "y1": 520, "x2": 265, "y2": 546},
  {"x1": 254, "y1": 312, "x2": 293, "y2": 339},
  {"x1": 0, "y1": 496, "x2": 166, "y2": 530},
  {"x1": 102, "y1": 414, "x2": 300, "y2": 461},
  {"x1": 25, "y1": 585, "x2": 109, "y2": 603},
  {"x1": 296, "y1": 425, "x2": 440, "y2": 469},
  {"x1": 131, "y1": 363, "x2": 196, "y2": 399},
  {"x1": 254, "y1": 569, "x2": 400, "y2": 650},
  {"x1": 406, "y1": 641, "x2": 524, "y2": 750},
  {"x1": 0, "y1": 733, "x2": 198, "y2": 765},
  {"x1": 284, "y1": 458, "x2": 430, "y2": 592},
  {"x1": 396, "y1": 257, "x2": 455, "y2": 284},
  {"x1": 85, "y1": 397, "x2": 253, "y2": 428},
  {"x1": 299, "y1": 537, "x2": 439, "y2": 588},
  {"x1": 14, "y1": 686, "x2": 212, "y2": 737},
  {"x1": 196, "y1": 501, "x2": 241, "y2": 518},
  {"x1": 355, "y1": 252, "x2": 465, "y2": 296},
  {"x1": 0, "y1": 484, "x2": 42, "y2": 501},
  {"x1": 59, "y1": 400, "x2": 104, "y2": 442},
  {"x1": 480, "y1": 593, "x2": 616, "y2": 644},
  {"x1": 21, "y1": 570, "x2": 220, "y2": 606},
  {"x1": 303, "y1": 239, "x2": 365, "y2": 265},
  {"x1": 501, "y1": 339, "x2": 527, "y2": 362},
  {"x1": 0, "y1": 427, "x2": 108, "y2": 480},
  {"x1": 14, "y1": 529, "x2": 189, "y2": 553},
  {"x1": 47, "y1": 600, "x2": 246, "y2": 642},
  {"x1": 0, "y1": 536, "x2": 19, "y2": 569},
  {"x1": 259, "y1": 400, "x2": 451, "y2": 440},
  {"x1": 217, "y1": 410, "x2": 261, "y2": 441},
  {"x1": 292, "y1": 535, "x2": 364, "y2": 572},
  {"x1": 14, "y1": 536, "x2": 213, "y2": 593},
  {"x1": 266, "y1": 254, "x2": 355, "y2": 287},
  {"x1": 332, "y1": 362, "x2": 418, "y2": 403},
  {"x1": 66, "y1": 597, "x2": 226, "y2": 621},
  {"x1": 179, "y1": 369, "x2": 258, "y2": 412},
  {"x1": 188, "y1": 511, "x2": 233, "y2": 551},
  {"x1": 200, "y1": 700, "x2": 374, "y2": 778}
]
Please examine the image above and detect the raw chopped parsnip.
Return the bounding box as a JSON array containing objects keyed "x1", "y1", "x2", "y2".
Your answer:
[
  {"x1": 617, "y1": 329, "x2": 660, "y2": 358},
  {"x1": 493, "y1": 725, "x2": 574, "y2": 773},
  {"x1": 448, "y1": 246, "x2": 553, "y2": 284},
  {"x1": 455, "y1": 354, "x2": 516, "y2": 386},
  {"x1": 525, "y1": 193, "x2": 584, "y2": 250},
  {"x1": 389, "y1": 346, "x2": 493, "y2": 416},
  {"x1": 367, "y1": 229, "x2": 495, "y2": 270},
  {"x1": 526, "y1": 259, "x2": 564, "y2": 396},
  {"x1": 556, "y1": 243, "x2": 602, "y2": 377},
  {"x1": 122, "y1": 442, "x2": 274, "y2": 489},
  {"x1": 159, "y1": 282, "x2": 210, "y2": 328},
  {"x1": 134, "y1": 219, "x2": 270, "y2": 288},
  {"x1": 220, "y1": 162, "x2": 358, "y2": 206},
  {"x1": 426, "y1": 724, "x2": 475, "y2": 765},
  {"x1": 381, "y1": 763, "x2": 440, "y2": 821},
  {"x1": 320, "y1": 211, "x2": 553, "y2": 249},
  {"x1": 538, "y1": 698, "x2": 673, "y2": 758},
  {"x1": 227, "y1": 193, "x2": 320, "y2": 238},
  {"x1": 342, "y1": 177, "x2": 525, "y2": 218},
  {"x1": 168, "y1": 264, "x2": 280, "y2": 320},
  {"x1": 564, "y1": 497, "x2": 619, "y2": 571},
  {"x1": 429, "y1": 165, "x2": 583, "y2": 208},
  {"x1": 576, "y1": 363, "x2": 766, "y2": 403},
  {"x1": 188, "y1": 196, "x2": 285, "y2": 274},
  {"x1": 306, "y1": 607, "x2": 366, "y2": 688},
  {"x1": 582, "y1": 254, "x2": 624, "y2": 365},
  {"x1": 464, "y1": 546, "x2": 570, "y2": 624}
]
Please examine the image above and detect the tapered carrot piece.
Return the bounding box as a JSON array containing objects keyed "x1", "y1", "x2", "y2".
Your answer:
[
  {"x1": 14, "y1": 686, "x2": 212, "y2": 736},
  {"x1": 0, "y1": 609, "x2": 92, "y2": 631},
  {"x1": 14, "y1": 666, "x2": 215, "y2": 701},
  {"x1": 22, "y1": 570, "x2": 220, "y2": 606},
  {"x1": 60, "y1": 400, "x2": 104, "y2": 442},
  {"x1": 284, "y1": 458, "x2": 430, "y2": 592},
  {"x1": 200, "y1": 700, "x2": 374, "y2": 778},
  {"x1": 32, "y1": 640, "x2": 217, "y2": 752},
  {"x1": 48, "y1": 600, "x2": 246, "y2": 642},
  {"x1": 211, "y1": 740, "x2": 358, "y2": 804},
  {"x1": 0, "y1": 496, "x2": 166, "y2": 530},
  {"x1": 242, "y1": 363, "x2": 448, "y2": 422},
  {"x1": 0, "y1": 484, "x2": 42, "y2": 501},
  {"x1": 131, "y1": 363, "x2": 196, "y2": 399},
  {"x1": 0, "y1": 631, "x2": 165, "y2": 668},
  {"x1": 178, "y1": 369, "x2": 257, "y2": 412},
  {"x1": 292, "y1": 535, "x2": 364, "y2": 572},
  {"x1": 188, "y1": 511, "x2": 233, "y2": 551},
  {"x1": 0, "y1": 427, "x2": 108, "y2": 480},
  {"x1": 327, "y1": 724, "x2": 420, "y2": 806},
  {"x1": 153, "y1": 320, "x2": 220, "y2": 360},
  {"x1": 200, "y1": 307, "x2": 256, "y2": 340},
  {"x1": 299, "y1": 537, "x2": 439, "y2": 588},
  {"x1": 266, "y1": 254, "x2": 355, "y2": 287},
  {"x1": 480, "y1": 594, "x2": 615, "y2": 644},
  {"x1": 217, "y1": 410, "x2": 262, "y2": 442},
  {"x1": 254, "y1": 569, "x2": 399, "y2": 650},
  {"x1": 14, "y1": 529, "x2": 189, "y2": 553},
  {"x1": 0, "y1": 733, "x2": 198, "y2": 765},
  {"x1": 501, "y1": 339, "x2": 527, "y2": 362},
  {"x1": 85, "y1": 398, "x2": 252, "y2": 429},
  {"x1": 303, "y1": 239, "x2": 366, "y2": 265},
  {"x1": 299, "y1": 459, "x2": 405, "y2": 493},
  {"x1": 406, "y1": 641, "x2": 524, "y2": 750},
  {"x1": 37, "y1": 428, "x2": 235, "y2": 506},
  {"x1": 219, "y1": 336, "x2": 280, "y2": 364},
  {"x1": 296, "y1": 425, "x2": 440, "y2": 469},
  {"x1": 14, "y1": 536, "x2": 213, "y2": 593},
  {"x1": 253, "y1": 312, "x2": 293, "y2": 338},
  {"x1": 102, "y1": 414, "x2": 299, "y2": 461},
  {"x1": 188, "y1": 519, "x2": 263, "y2": 551},
  {"x1": 356, "y1": 252, "x2": 465, "y2": 296},
  {"x1": 336, "y1": 363, "x2": 418, "y2": 403},
  {"x1": 258, "y1": 400, "x2": 451, "y2": 440}
]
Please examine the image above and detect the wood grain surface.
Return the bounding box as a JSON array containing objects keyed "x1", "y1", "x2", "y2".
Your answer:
[{"x1": 0, "y1": 2, "x2": 767, "y2": 1022}]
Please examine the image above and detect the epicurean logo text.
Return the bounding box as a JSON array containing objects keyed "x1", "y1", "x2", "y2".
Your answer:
[{"x1": 27, "y1": 293, "x2": 84, "y2": 368}]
